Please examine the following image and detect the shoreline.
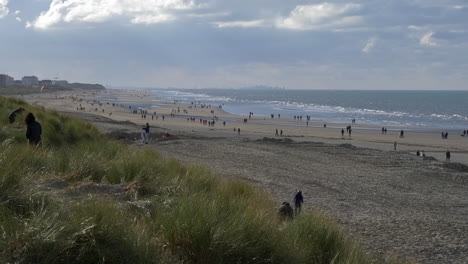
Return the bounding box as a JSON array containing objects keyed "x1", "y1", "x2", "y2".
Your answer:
[{"x1": 18, "y1": 89, "x2": 468, "y2": 165}]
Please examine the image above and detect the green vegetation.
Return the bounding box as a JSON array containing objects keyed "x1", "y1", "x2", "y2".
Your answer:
[{"x1": 0, "y1": 96, "x2": 405, "y2": 263}]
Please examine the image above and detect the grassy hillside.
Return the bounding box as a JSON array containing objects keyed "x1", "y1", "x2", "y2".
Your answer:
[{"x1": 0, "y1": 96, "x2": 405, "y2": 263}]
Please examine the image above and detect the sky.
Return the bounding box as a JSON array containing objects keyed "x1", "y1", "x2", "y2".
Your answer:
[{"x1": 1, "y1": 0, "x2": 468, "y2": 90}]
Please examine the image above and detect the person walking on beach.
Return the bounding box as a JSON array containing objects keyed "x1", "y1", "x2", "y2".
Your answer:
[
  {"x1": 394, "y1": 141, "x2": 397, "y2": 150},
  {"x1": 446, "y1": 150, "x2": 451, "y2": 162},
  {"x1": 275, "y1": 129, "x2": 279, "y2": 136},
  {"x1": 25, "y1": 112, "x2": 42, "y2": 146},
  {"x1": 280, "y1": 130, "x2": 283, "y2": 137},
  {"x1": 294, "y1": 191, "x2": 304, "y2": 216},
  {"x1": 341, "y1": 129, "x2": 344, "y2": 137}
]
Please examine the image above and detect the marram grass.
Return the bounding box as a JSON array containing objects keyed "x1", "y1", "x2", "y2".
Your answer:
[{"x1": 0, "y1": 96, "x2": 411, "y2": 263}]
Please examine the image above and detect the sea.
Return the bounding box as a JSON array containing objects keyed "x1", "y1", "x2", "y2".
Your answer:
[{"x1": 105, "y1": 89, "x2": 468, "y2": 131}]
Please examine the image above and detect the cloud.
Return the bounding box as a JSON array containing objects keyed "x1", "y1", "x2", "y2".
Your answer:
[
  {"x1": 362, "y1": 37, "x2": 376, "y2": 53},
  {"x1": 276, "y1": 3, "x2": 363, "y2": 31},
  {"x1": 213, "y1": 19, "x2": 266, "y2": 28},
  {"x1": 420, "y1": 31, "x2": 438, "y2": 46},
  {"x1": 0, "y1": 0, "x2": 8, "y2": 19},
  {"x1": 27, "y1": 0, "x2": 197, "y2": 29},
  {"x1": 16, "y1": 17, "x2": 21, "y2": 22}
]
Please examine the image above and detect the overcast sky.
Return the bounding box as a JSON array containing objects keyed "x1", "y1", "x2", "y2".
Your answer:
[{"x1": 1, "y1": 0, "x2": 467, "y2": 90}]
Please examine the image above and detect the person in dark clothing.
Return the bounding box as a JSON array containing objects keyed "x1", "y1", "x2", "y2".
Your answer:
[
  {"x1": 278, "y1": 202, "x2": 294, "y2": 221},
  {"x1": 446, "y1": 151, "x2": 451, "y2": 162},
  {"x1": 24, "y1": 112, "x2": 42, "y2": 146},
  {"x1": 8, "y1": 107, "x2": 25, "y2": 123},
  {"x1": 294, "y1": 191, "x2": 304, "y2": 216}
]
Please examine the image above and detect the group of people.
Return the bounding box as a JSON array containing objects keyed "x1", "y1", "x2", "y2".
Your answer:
[{"x1": 278, "y1": 191, "x2": 304, "y2": 221}]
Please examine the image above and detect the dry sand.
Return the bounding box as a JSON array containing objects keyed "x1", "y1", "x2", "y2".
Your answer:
[{"x1": 20, "y1": 89, "x2": 468, "y2": 264}]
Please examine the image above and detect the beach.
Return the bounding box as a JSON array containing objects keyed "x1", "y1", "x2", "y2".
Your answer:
[{"x1": 20, "y1": 89, "x2": 468, "y2": 263}]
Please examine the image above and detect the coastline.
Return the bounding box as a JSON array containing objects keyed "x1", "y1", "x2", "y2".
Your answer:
[
  {"x1": 20, "y1": 89, "x2": 468, "y2": 165},
  {"x1": 16, "y1": 89, "x2": 468, "y2": 263}
]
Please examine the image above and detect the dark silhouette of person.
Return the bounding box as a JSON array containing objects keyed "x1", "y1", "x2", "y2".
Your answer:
[
  {"x1": 280, "y1": 130, "x2": 283, "y2": 136},
  {"x1": 278, "y1": 202, "x2": 294, "y2": 221},
  {"x1": 341, "y1": 129, "x2": 344, "y2": 137},
  {"x1": 275, "y1": 129, "x2": 279, "y2": 136},
  {"x1": 8, "y1": 107, "x2": 25, "y2": 123},
  {"x1": 446, "y1": 151, "x2": 451, "y2": 162},
  {"x1": 294, "y1": 191, "x2": 304, "y2": 216},
  {"x1": 25, "y1": 112, "x2": 42, "y2": 146},
  {"x1": 238, "y1": 128, "x2": 240, "y2": 135}
]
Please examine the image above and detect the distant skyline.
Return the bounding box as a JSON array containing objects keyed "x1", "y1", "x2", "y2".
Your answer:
[{"x1": 1, "y1": 0, "x2": 468, "y2": 90}]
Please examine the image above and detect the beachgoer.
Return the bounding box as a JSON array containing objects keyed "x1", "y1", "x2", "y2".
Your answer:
[
  {"x1": 25, "y1": 112, "x2": 42, "y2": 146},
  {"x1": 8, "y1": 107, "x2": 25, "y2": 123},
  {"x1": 416, "y1": 150, "x2": 420, "y2": 156},
  {"x1": 280, "y1": 130, "x2": 283, "y2": 136},
  {"x1": 278, "y1": 202, "x2": 294, "y2": 221},
  {"x1": 294, "y1": 191, "x2": 304, "y2": 216},
  {"x1": 400, "y1": 130, "x2": 404, "y2": 138},
  {"x1": 143, "y1": 123, "x2": 150, "y2": 144},
  {"x1": 394, "y1": 141, "x2": 397, "y2": 150},
  {"x1": 341, "y1": 129, "x2": 344, "y2": 137},
  {"x1": 275, "y1": 129, "x2": 279, "y2": 136},
  {"x1": 446, "y1": 151, "x2": 451, "y2": 162},
  {"x1": 238, "y1": 128, "x2": 240, "y2": 135}
]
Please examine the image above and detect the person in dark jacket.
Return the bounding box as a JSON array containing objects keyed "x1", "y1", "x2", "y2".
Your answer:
[
  {"x1": 278, "y1": 202, "x2": 294, "y2": 221},
  {"x1": 294, "y1": 190, "x2": 304, "y2": 216},
  {"x1": 8, "y1": 107, "x2": 25, "y2": 123},
  {"x1": 24, "y1": 112, "x2": 42, "y2": 146}
]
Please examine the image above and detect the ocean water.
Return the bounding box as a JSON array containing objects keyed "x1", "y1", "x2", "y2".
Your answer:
[{"x1": 109, "y1": 89, "x2": 468, "y2": 130}]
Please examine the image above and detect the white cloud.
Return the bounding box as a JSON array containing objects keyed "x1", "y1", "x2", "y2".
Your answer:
[
  {"x1": 0, "y1": 0, "x2": 9, "y2": 19},
  {"x1": 276, "y1": 3, "x2": 363, "y2": 31},
  {"x1": 14, "y1": 10, "x2": 20, "y2": 15},
  {"x1": 27, "y1": 0, "x2": 197, "y2": 29},
  {"x1": 213, "y1": 19, "x2": 266, "y2": 28},
  {"x1": 420, "y1": 31, "x2": 438, "y2": 46},
  {"x1": 362, "y1": 37, "x2": 376, "y2": 53},
  {"x1": 16, "y1": 16, "x2": 21, "y2": 22}
]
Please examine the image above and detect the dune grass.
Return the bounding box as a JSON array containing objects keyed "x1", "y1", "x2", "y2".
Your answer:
[{"x1": 0, "y1": 96, "x2": 407, "y2": 263}]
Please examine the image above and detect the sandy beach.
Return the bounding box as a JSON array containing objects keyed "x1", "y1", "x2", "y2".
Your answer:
[{"x1": 19, "y1": 89, "x2": 468, "y2": 263}]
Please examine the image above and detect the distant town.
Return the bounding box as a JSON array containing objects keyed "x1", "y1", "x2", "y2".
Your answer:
[
  {"x1": 0, "y1": 73, "x2": 105, "y2": 91},
  {"x1": 0, "y1": 73, "x2": 70, "y2": 87}
]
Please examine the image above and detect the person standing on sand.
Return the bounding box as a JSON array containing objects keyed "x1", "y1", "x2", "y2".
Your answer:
[
  {"x1": 341, "y1": 129, "x2": 344, "y2": 137},
  {"x1": 275, "y1": 129, "x2": 279, "y2": 136},
  {"x1": 294, "y1": 191, "x2": 303, "y2": 216},
  {"x1": 25, "y1": 112, "x2": 42, "y2": 146},
  {"x1": 446, "y1": 150, "x2": 451, "y2": 162},
  {"x1": 394, "y1": 141, "x2": 397, "y2": 150},
  {"x1": 238, "y1": 128, "x2": 240, "y2": 135}
]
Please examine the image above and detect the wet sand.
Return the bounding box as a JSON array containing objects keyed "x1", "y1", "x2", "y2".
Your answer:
[{"x1": 20, "y1": 89, "x2": 468, "y2": 263}]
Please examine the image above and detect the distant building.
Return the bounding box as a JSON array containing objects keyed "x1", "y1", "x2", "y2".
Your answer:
[
  {"x1": 14, "y1": 80, "x2": 22, "y2": 85},
  {"x1": 22, "y1": 76, "x2": 39, "y2": 86},
  {"x1": 53, "y1": 80, "x2": 69, "y2": 86},
  {"x1": 0, "y1": 74, "x2": 14, "y2": 87},
  {"x1": 39, "y1": 80, "x2": 53, "y2": 86}
]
